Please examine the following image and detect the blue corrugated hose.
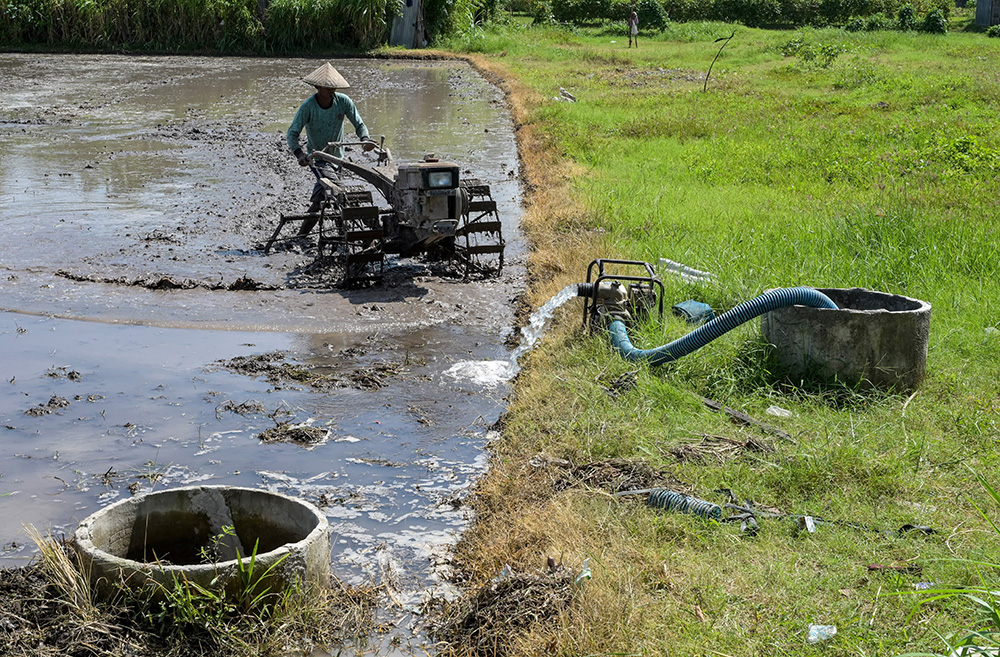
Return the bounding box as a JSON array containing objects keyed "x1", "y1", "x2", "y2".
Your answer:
[
  {"x1": 647, "y1": 489, "x2": 723, "y2": 520},
  {"x1": 608, "y1": 287, "x2": 838, "y2": 366}
]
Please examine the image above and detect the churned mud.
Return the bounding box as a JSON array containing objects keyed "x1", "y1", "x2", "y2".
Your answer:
[
  {"x1": 0, "y1": 53, "x2": 526, "y2": 655},
  {"x1": 0, "y1": 53, "x2": 524, "y2": 332}
]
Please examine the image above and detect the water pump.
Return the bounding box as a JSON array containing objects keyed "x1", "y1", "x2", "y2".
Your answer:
[{"x1": 577, "y1": 259, "x2": 664, "y2": 329}]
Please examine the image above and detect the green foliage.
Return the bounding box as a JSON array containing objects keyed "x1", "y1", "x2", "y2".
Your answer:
[
  {"x1": 780, "y1": 35, "x2": 845, "y2": 66},
  {"x1": 864, "y1": 11, "x2": 893, "y2": 28},
  {"x1": 265, "y1": 0, "x2": 398, "y2": 50},
  {"x1": 988, "y1": 24, "x2": 1000, "y2": 37},
  {"x1": 845, "y1": 11, "x2": 893, "y2": 30},
  {"x1": 714, "y1": 0, "x2": 781, "y2": 26},
  {"x1": 906, "y1": 471, "x2": 1000, "y2": 656},
  {"x1": 637, "y1": 0, "x2": 669, "y2": 30},
  {"x1": 897, "y1": 2, "x2": 916, "y2": 28},
  {"x1": 551, "y1": 0, "x2": 614, "y2": 24},
  {"x1": 548, "y1": 0, "x2": 666, "y2": 29},
  {"x1": 531, "y1": 0, "x2": 556, "y2": 23},
  {"x1": 0, "y1": 0, "x2": 265, "y2": 49},
  {"x1": 0, "y1": 0, "x2": 398, "y2": 50},
  {"x1": 547, "y1": 0, "x2": 912, "y2": 28},
  {"x1": 198, "y1": 524, "x2": 238, "y2": 564},
  {"x1": 845, "y1": 15, "x2": 865, "y2": 30},
  {"x1": 425, "y1": 0, "x2": 480, "y2": 44},
  {"x1": 920, "y1": 6, "x2": 947, "y2": 32},
  {"x1": 142, "y1": 538, "x2": 292, "y2": 650}
]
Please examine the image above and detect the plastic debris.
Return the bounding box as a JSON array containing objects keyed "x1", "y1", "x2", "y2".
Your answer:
[
  {"x1": 899, "y1": 524, "x2": 937, "y2": 536},
  {"x1": 806, "y1": 624, "x2": 837, "y2": 644},
  {"x1": 672, "y1": 299, "x2": 715, "y2": 324},
  {"x1": 573, "y1": 558, "x2": 592, "y2": 587},
  {"x1": 740, "y1": 515, "x2": 760, "y2": 537},
  {"x1": 868, "y1": 563, "x2": 922, "y2": 575},
  {"x1": 492, "y1": 563, "x2": 513, "y2": 583},
  {"x1": 766, "y1": 405, "x2": 793, "y2": 418},
  {"x1": 795, "y1": 516, "x2": 817, "y2": 533}
]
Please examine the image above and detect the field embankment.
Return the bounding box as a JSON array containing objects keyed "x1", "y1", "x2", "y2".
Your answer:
[{"x1": 443, "y1": 17, "x2": 1000, "y2": 657}]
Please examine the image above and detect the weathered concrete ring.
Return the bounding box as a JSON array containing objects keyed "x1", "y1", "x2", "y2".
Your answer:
[
  {"x1": 74, "y1": 485, "x2": 330, "y2": 600},
  {"x1": 761, "y1": 287, "x2": 931, "y2": 390}
]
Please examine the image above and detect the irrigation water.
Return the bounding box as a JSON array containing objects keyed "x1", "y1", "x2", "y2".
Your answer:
[
  {"x1": 444, "y1": 283, "x2": 581, "y2": 385},
  {"x1": 0, "y1": 53, "x2": 525, "y2": 655}
]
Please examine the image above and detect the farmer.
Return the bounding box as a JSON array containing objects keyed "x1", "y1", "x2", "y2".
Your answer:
[
  {"x1": 286, "y1": 62, "x2": 376, "y2": 232},
  {"x1": 627, "y1": 9, "x2": 639, "y2": 48}
]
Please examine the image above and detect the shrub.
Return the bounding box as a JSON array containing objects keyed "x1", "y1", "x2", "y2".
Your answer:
[
  {"x1": 864, "y1": 11, "x2": 892, "y2": 29},
  {"x1": 636, "y1": 0, "x2": 669, "y2": 30},
  {"x1": 551, "y1": 0, "x2": 668, "y2": 28},
  {"x1": 845, "y1": 15, "x2": 866, "y2": 29},
  {"x1": 551, "y1": 0, "x2": 612, "y2": 23},
  {"x1": 988, "y1": 24, "x2": 1000, "y2": 37},
  {"x1": 920, "y1": 7, "x2": 947, "y2": 32},
  {"x1": 665, "y1": 0, "x2": 712, "y2": 21},
  {"x1": 896, "y1": 3, "x2": 916, "y2": 28},
  {"x1": 780, "y1": 35, "x2": 805, "y2": 55},
  {"x1": 531, "y1": 0, "x2": 556, "y2": 22},
  {"x1": 714, "y1": 0, "x2": 781, "y2": 26}
]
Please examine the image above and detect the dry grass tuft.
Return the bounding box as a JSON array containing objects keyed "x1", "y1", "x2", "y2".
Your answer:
[
  {"x1": 432, "y1": 566, "x2": 577, "y2": 657},
  {"x1": 23, "y1": 524, "x2": 96, "y2": 617},
  {"x1": 6, "y1": 526, "x2": 380, "y2": 656},
  {"x1": 667, "y1": 432, "x2": 776, "y2": 463},
  {"x1": 554, "y1": 457, "x2": 686, "y2": 494}
]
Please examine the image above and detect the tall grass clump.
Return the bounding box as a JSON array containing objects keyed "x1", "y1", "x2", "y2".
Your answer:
[
  {"x1": 266, "y1": 0, "x2": 399, "y2": 51},
  {"x1": 905, "y1": 471, "x2": 1000, "y2": 656},
  {"x1": 0, "y1": 0, "x2": 404, "y2": 51},
  {"x1": 18, "y1": 524, "x2": 378, "y2": 655},
  {"x1": 0, "y1": 0, "x2": 264, "y2": 49}
]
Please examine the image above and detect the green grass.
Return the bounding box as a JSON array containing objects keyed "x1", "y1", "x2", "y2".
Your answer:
[{"x1": 444, "y1": 13, "x2": 1000, "y2": 657}]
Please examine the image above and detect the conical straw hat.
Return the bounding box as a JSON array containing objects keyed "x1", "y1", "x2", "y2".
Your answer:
[{"x1": 302, "y1": 62, "x2": 350, "y2": 89}]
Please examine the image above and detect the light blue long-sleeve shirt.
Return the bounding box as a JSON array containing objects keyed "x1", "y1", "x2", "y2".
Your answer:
[{"x1": 286, "y1": 93, "x2": 369, "y2": 157}]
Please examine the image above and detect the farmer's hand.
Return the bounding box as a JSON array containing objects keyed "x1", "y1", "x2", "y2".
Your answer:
[
  {"x1": 361, "y1": 138, "x2": 376, "y2": 152},
  {"x1": 293, "y1": 148, "x2": 309, "y2": 166}
]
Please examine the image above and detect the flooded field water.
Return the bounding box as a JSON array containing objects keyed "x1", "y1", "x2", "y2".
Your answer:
[{"x1": 0, "y1": 53, "x2": 524, "y2": 653}]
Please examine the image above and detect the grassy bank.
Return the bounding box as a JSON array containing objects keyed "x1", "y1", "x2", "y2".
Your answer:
[{"x1": 442, "y1": 14, "x2": 1000, "y2": 656}]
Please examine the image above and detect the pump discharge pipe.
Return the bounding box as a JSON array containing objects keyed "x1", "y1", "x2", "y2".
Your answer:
[{"x1": 600, "y1": 286, "x2": 838, "y2": 366}]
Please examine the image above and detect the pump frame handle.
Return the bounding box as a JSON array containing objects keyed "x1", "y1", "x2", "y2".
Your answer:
[{"x1": 582, "y1": 258, "x2": 664, "y2": 328}]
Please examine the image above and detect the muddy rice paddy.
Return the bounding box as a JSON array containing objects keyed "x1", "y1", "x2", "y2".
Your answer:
[{"x1": 0, "y1": 53, "x2": 524, "y2": 654}]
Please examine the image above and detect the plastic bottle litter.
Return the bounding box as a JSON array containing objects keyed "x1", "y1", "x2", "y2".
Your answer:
[
  {"x1": 573, "y1": 558, "x2": 592, "y2": 587},
  {"x1": 795, "y1": 515, "x2": 817, "y2": 533},
  {"x1": 492, "y1": 563, "x2": 513, "y2": 583},
  {"x1": 806, "y1": 624, "x2": 837, "y2": 644},
  {"x1": 766, "y1": 405, "x2": 793, "y2": 418}
]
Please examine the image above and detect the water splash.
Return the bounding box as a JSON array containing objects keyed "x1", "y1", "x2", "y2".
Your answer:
[
  {"x1": 443, "y1": 360, "x2": 511, "y2": 387},
  {"x1": 443, "y1": 283, "x2": 581, "y2": 386},
  {"x1": 443, "y1": 284, "x2": 581, "y2": 386},
  {"x1": 505, "y1": 283, "x2": 580, "y2": 378}
]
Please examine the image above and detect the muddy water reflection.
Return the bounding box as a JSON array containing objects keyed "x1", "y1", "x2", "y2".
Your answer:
[
  {"x1": 0, "y1": 54, "x2": 523, "y2": 330},
  {"x1": 0, "y1": 54, "x2": 524, "y2": 653}
]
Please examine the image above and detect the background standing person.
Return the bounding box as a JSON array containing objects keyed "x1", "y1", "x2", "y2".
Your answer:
[
  {"x1": 628, "y1": 9, "x2": 639, "y2": 47},
  {"x1": 286, "y1": 62, "x2": 375, "y2": 234}
]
